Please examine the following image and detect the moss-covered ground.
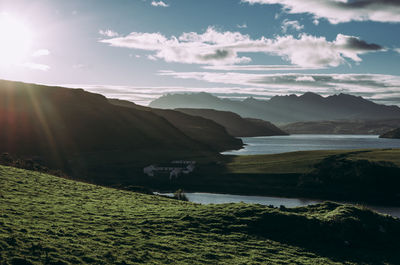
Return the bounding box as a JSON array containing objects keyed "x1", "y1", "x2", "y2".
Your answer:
[{"x1": 1, "y1": 165, "x2": 400, "y2": 264}]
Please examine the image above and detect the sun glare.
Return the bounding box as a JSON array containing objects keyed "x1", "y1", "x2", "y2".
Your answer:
[{"x1": 0, "y1": 13, "x2": 32, "y2": 68}]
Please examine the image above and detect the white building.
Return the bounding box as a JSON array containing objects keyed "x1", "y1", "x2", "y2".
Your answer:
[{"x1": 143, "y1": 161, "x2": 196, "y2": 179}]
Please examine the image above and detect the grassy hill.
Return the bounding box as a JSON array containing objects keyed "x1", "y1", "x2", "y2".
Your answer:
[
  {"x1": 147, "y1": 149, "x2": 400, "y2": 205},
  {"x1": 221, "y1": 149, "x2": 400, "y2": 204},
  {"x1": 1, "y1": 165, "x2": 400, "y2": 264},
  {"x1": 176, "y1": 108, "x2": 288, "y2": 137},
  {"x1": 109, "y1": 99, "x2": 243, "y2": 152},
  {"x1": 0, "y1": 80, "x2": 240, "y2": 184},
  {"x1": 226, "y1": 149, "x2": 400, "y2": 174}
]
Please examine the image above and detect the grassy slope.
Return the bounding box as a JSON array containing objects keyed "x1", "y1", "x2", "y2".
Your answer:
[
  {"x1": 108, "y1": 98, "x2": 243, "y2": 152},
  {"x1": 0, "y1": 80, "x2": 225, "y2": 183},
  {"x1": 226, "y1": 149, "x2": 400, "y2": 174},
  {"x1": 2, "y1": 166, "x2": 400, "y2": 264},
  {"x1": 175, "y1": 108, "x2": 288, "y2": 137}
]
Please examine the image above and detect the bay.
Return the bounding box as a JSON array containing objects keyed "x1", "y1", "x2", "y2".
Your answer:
[{"x1": 222, "y1": 134, "x2": 400, "y2": 155}]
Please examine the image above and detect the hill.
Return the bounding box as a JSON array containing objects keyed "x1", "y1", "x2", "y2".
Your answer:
[
  {"x1": 151, "y1": 149, "x2": 400, "y2": 205},
  {"x1": 109, "y1": 99, "x2": 243, "y2": 151},
  {"x1": 176, "y1": 108, "x2": 288, "y2": 137},
  {"x1": 380, "y1": 128, "x2": 400, "y2": 139},
  {"x1": 0, "y1": 80, "x2": 238, "y2": 183},
  {"x1": 150, "y1": 92, "x2": 400, "y2": 125},
  {"x1": 281, "y1": 119, "x2": 400, "y2": 135},
  {"x1": 221, "y1": 149, "x2": 400, "y2": 204},
  {"x1": 1, "y1": 165, "x2": 400, "y2": 264}
]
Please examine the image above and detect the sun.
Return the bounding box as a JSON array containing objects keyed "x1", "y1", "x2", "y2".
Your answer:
[{"x1": 0, "y1": 13, "x2": 33, "y2": 68}]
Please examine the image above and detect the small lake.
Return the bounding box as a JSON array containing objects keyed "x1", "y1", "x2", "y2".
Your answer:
[
  {"x1": 222, "y1": 134, "x2": 400, "y2": 155},
  {"x1": 159, "y1": 192, "x2": 400, "y2": 218}
]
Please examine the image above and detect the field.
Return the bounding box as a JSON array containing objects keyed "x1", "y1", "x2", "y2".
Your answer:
[
  {"x1": 2, "y1": 165, "x2": 400, "y2": 264},
  {"x1": 225, "y1": 149, "x2": 400, "y2": 174},
  {"x1": 154, "y1": 149, "x2": 400, "y2": 205}
]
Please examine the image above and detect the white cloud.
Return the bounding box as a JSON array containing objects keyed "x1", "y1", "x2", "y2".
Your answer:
[
  {"x1": 32, "y1": 49, "x2": 50, "y2": 57},
  {"x1": 395, "y1": 48, "x2": 400, "y2": 54},
  {"x1": 242, "y1": 0, "x2": 400, "y2": 24},
  {"x1": 147, "y1": 54, "x2": 158, "y2": 61},
  {"x1": 203, "y1": 65, "x2": 322, "y2": 71},
  {"x1": 159, "y1": 71, "x2": 400, "y2": 104},
  {"x1": 73, "y1": 64, "x2": 86, "y2": 69},
  {"x1": 22, "y1": 62, "x2": 50, "y2": 71},
  {"x1": 99, "y1": 29, "x2": 119, "y2": 37},
  {"x1": 237, "y1": 23, "x2": 248, "y2": 29},
  {"x1": 61, "y1": 84, "x2": 249, "y2": 106},
  {"x1": 281, "y1": 19, "x2": 304, "y2": 33},
  {"x1": 151, "y1": 1, "x2": 169, "y2": 7},
  {"x1": 100, "y1": 27, "x2": 383, "y2": 68},
  {"x1": 62, "y1": 73, "x2": 400, "y2": 106},
  {"x1": 295, "y1": 76, "x2": 315, "y2": 82}
]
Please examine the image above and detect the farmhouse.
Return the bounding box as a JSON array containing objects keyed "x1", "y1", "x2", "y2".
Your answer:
[{"x1": 143, "y1": 161, "x2": 196, "y2": 179}]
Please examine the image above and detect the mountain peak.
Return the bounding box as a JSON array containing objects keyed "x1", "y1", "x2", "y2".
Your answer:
[
  {"x1": 299, "y1": 92, "x2": 323, "y2": 100},
  {"x1": 243, "y1": 97, "x2": 259, "y2": 103}
]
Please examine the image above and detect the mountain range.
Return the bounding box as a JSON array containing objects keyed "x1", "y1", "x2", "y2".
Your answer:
[
  {"x1": 150, "y1": 92, "x2": 400, "y2": 125},
  {"x1": 0, "y1": 80, "x2": 240, "y2": 182}
]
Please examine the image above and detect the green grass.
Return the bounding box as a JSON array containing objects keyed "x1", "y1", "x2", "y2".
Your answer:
[
  {"x1": 1, "y1": 165, "x2": 400, "y2": 264},
  {"x1": 226, "y1": 149, "x2": 400, "y2": 174}
]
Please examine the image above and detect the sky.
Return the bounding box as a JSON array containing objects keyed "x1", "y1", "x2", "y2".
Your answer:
[{"x1": 0, "y1": 0, "x2": 399, "y2": 105}]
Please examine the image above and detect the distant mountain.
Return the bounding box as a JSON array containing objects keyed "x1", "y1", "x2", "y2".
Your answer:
[
  {"x1": 150, "y1": 92, "x2": 400, "y2": 125},
  {"x1": 109, "y1": 99, "x2": 243, "y2": 151},
  {"x1": 380, "y1": 128, "x2": 400, "y2": 139},
  {"x1": 176, "y1": 108, "x2": 288, "y2": 137},
  {"x1": 281, "y1": 119, "x2": 400, "y2": 135},
  {"x1": 0, "y1": 80, "x2": 239, "y2": 182}
]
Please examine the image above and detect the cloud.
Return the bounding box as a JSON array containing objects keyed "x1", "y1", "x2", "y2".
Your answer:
[
  {"x1": 100, "y1": 27, "x2": 383, "y2": 68},
  {"x1": 295, "y1": 76, "x2": 315, "y2": 82},
  {"x1": 158, "y1": 71, "x2": 400, "y2": 103},
  {"x1": 99, "y1": 29, "x2": 119, "y2": 37},
  {"x1": 22, "y1": 62, "x2": 50, "y2": 71},
  {"x1": 147, "y1": 55, "x2": 158, "y2": 61},
  {"x1": 62, "y1": 73, "x2": 400, "y2": 106},
  {"x1": 151, "y1": 1, "x2": 169, "y2": 7},
  {"x1": 73, "y1": 64, "x2": 86, "y2": 69},
  {"x1": 395, "y1": 48, "x2": 400, "y2": 54},
  {"x1": 242, "y1": 0, "x2": 400, "y2": 24},
  {"x1": 61, "y1": 84, "x2": 248, "y2": 106},
  {"x1": 281, "y1": 19, "x2": 304, "y2": 33},
  {"x1": 202, "y1": 65, "x2": 322, "y2": 71},
  {"x1": 32, "y1": 49, "x2": 50, "y2": 57},
  {"x1": 237, "y1": 23, "x2": 248, "y2": 29}
]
